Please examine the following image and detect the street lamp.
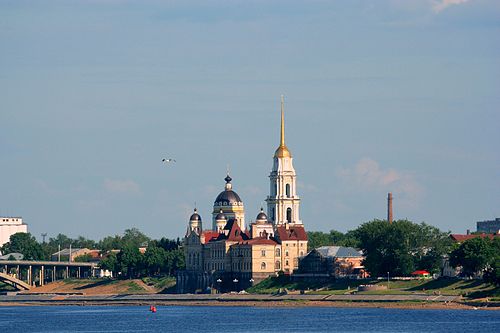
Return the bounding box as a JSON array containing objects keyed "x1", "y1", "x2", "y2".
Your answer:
[
  {"x1": 216, "y1": 278, "x2": 222, "y2": 293},
  {"x1": 387, "y1": 272, "x2": 390, "y2": 289},
  {"x1": 233, "y1": 278, "x2": 239, "y2": 292}
]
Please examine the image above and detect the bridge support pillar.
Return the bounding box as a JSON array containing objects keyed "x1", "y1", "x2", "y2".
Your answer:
[
  {"x1": 40, "y1": 265, "x2": 45, "y2": 286},
  {"x1": 66, "y1": 266, "x2": 69, "y2": 279},
  {"x1": 53, "y1": 266, "x2": 56, "y2": 282},
  {"x1": 28, "y1": 265, "x2": 32, "y2": 286}
]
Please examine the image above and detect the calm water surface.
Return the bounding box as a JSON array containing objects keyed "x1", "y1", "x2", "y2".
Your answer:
[{"x1": 0, "y1": 305, "x2": 499, "y2": 332}]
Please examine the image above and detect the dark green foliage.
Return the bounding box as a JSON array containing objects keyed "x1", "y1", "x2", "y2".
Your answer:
[
  {"x1": 1, "y1": 232, "x2": 44, "y2": 260},
  {"x1": 306, "y1": 230, "x2": 360, "y2": 249},
  {"x1": 99, "y1": 252, "x2": 119, "y2": 272},
  {"x1": 118, "y1": 244, "x2": 143, "y2": 278},
  {"x1": 450, "y1": 237, "x2": 498, "y2": 279},
  {"x1": 355, "y1": 219, "x2": 451, "y2": 277}
]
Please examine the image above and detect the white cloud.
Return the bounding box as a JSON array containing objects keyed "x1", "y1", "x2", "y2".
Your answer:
[
  {"x1": 432, "y1": 0, "x2": 470, "y2": 13},
  {"x1": 336, "y1": 158, "x2": 424, "y2": 208},
  {"x1": 104, "y1": 179, "x2": 141, "y2": 195}
]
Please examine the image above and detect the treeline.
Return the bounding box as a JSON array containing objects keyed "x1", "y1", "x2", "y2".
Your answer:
[
  {"x1": 307, "y1": 219, "x2": 499, "y2": 284},
  {"x1": 307, "y1": 219, "x2": 452, "y2": 276},
  {"x1": 0, "y1": 228, "x2": 185, "y2": 278}
]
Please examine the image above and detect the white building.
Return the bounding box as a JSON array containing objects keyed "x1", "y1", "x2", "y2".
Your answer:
[{"x1": 0, "y1": 217, "x2": 28, "y2": 248}]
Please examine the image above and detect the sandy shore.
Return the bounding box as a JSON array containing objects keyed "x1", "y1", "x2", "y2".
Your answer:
[{"x1": 1, "y1": 299, "x2": 498, "y2": 310}]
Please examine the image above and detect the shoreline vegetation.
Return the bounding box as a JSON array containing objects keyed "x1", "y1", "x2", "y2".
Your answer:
[{"x1": 1, "y1": 277, "x2": 498, "y2": 310}]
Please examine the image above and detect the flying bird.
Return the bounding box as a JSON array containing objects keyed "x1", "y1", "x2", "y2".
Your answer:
[{"x1": 162, "y1": 158, "x2": 176, "y2": 163}]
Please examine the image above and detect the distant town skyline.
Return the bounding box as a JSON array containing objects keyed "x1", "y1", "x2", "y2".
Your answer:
[{"x1": 1, "y1": 0, "x2": 499, "y2": 240}]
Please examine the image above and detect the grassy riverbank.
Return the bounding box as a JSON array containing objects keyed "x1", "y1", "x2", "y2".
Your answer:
[{"x1": 247, "y1": 276, "x2": 500, "y2": 301}]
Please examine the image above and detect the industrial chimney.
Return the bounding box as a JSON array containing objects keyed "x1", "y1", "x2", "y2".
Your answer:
[{"x1": 387, "y1": 192, "x2": 393, "y2": 224}]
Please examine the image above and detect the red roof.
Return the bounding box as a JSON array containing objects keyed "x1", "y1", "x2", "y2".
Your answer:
[
  {"x1": 411, "y1": 270, "x2": 430, "y2": 275},
  {"x1": 275, "y1": 225, "x2": 308, "y2": 241},
  {"x1": 450, "y1": 233, "x2": 496, "y2": 242},
  {"x1": 201, "y1": 231, "x2": 220, "y2": 244}
]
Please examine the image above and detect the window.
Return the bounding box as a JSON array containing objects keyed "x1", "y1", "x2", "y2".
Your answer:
[
  {"x1": 300, "y1": 251, "x2": 304, "y2": 256},
  {"x1": 261, "y1": 262, "x2": 266, "y2": 270},
  {"x1": 275, "y1": 261, "x2": 281, "y2": 270},
  {"x1": 261, "y1": 250, "x2": 266, "y2": 257},
  {"x1": 286, "y1": 184, "x2": 290, "y2": 197},
  {"x1": 285, "y1": 260, "x2": 289, "y2": 266},
  {"x1": 275, "y1": 248, "x2": 281, "y2": 257},
  {"x1": 286, "y1": 208, "x2": 292, "y2": 223},
  {"x1": 285, "y1": 251, "x2": 289, "y2": 257}
]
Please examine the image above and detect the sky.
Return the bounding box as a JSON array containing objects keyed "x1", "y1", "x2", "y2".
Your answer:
[{"x1": 1, "y1": 0, "x2": 499, "y2": 241}]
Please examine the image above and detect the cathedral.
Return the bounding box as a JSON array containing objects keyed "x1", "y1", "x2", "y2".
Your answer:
[{"x1": 177, "y1": 97, "x2": 308, "y2": 293}]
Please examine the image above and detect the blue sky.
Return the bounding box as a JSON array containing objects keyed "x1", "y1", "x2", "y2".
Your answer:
[{"x1": 1, "y1": 0, "x2": 499, "y2": 241}]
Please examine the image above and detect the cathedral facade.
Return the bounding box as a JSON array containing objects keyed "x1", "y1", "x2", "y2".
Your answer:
[{"x1": 177, "y1": 97, "x2": 308, "y2": 293}]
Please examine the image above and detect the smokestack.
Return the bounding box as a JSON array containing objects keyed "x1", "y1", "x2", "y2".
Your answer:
[{"x1": 387, "y1": 193, "x2": 393, "y2": 224}]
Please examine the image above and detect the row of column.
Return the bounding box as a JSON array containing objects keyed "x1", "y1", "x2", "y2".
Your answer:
[{"x1": 2, "y1": 264, "x2": 89, "y2": 287}]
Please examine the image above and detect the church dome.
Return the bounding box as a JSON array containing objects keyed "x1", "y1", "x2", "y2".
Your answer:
[
  {"x1": 256, "y1": 208, "x2": 268, "y2": 222},
  {"x1": 274, "y1": 145, "x2": 291, "y2": 158},
  {"x1": 215, "y1": 210, "x2": 227, "y2": 221},
  {"x1": 189, "y1": 209, "x2": 202, "y2": 222},
  {"x1": 214, "y1": 175, "x2": 243, "y2": 206}
]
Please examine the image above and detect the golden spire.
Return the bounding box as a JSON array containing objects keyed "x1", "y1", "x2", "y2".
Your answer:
[
  {"x1": 280, "y1": 94, "x2": 285, "y2": 147},
  {"x1": 275, "y1": 94, "x2": 291, "y2": 158}
]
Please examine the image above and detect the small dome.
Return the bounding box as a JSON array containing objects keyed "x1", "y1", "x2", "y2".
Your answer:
[
  {"x1": 274, "y1": 145, "x2": 291, "y2": 158},
  {"x1": 214, "y1": 175, "x2": 243, "y2": 206},
  {"x1": 215, "y1": 210, "x2": 227, "y2": 221},
  {"x1": 190, "y1": 208, "x2": 202, "y2": 222},
  {"x1": 256, "y1": 208, "x2": 268, "y2": 222}
]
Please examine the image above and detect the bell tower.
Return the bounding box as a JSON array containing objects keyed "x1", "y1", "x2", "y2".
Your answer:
[{"x1": 266, "y1": 95, "x2": 301, "y2": 225}]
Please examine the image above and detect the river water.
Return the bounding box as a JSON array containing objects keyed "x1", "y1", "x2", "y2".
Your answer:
[{"x1": 1, "y1": 305, "x2": 499, "y2": 332}]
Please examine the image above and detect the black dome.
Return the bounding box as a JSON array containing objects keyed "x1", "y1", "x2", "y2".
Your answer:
[
  {"x1": 256, "y1": 212, "x2": 268, "y2": 221},
  {"x1": 214, "y1": 190, "x2": 242, "y2": 205},
  {"x1": 215, "y1": 210, "x2": 227, "y2": 220},
  {"x1": 190, "y1": 209, "x2": 202, "y2": 221}
]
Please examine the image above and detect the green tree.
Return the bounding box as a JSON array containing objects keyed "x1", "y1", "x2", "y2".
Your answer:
[
  {"x1": 144, "y1": 245, "x2": 167, "y2": 275},
  {"x1": 355, "y1": 219, "x2": 450, "y2": 277},
  {"x1": 122, "y1": 228, "x2": 150, "y2": 248},
  {"x1": 100, "y1": 252, "x2": 119, "y2": 272},
  {"x1": 449, "y1": 237, "x2": 496, "y2": 277},
  {"x1": 98, "y1": 235, "x2": 124, "y2": 252},
  {"x1": 117, "y1": 244, "x2": 143, "y2": 278},
  {"x1": 1, "y1": 232, "x2": 44, "y2": 260}
]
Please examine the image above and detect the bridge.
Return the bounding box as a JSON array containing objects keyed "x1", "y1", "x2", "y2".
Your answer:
[{"x1": 0, "y1": 260, "x2": 97, "y2": 291}]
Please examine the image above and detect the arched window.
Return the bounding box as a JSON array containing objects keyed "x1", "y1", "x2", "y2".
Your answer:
[
  {"x1": 286, "y1": 208, "x2": 292, "y2": 223},
  {"x1": 275, "y1": 261, "x2": 281, "y2": 270},
  {"x1": 285, "y1": 260, "x2": 289, "y2": 266},
  {"x1": 261, "y1": 250, "x2": 266, "y2": 257},
  {"x1": 261, "y1": 262, "x2": 266, "y2": 270},
  {"x1": 275, "y1": 248, "x2": 281, "y2": 257},
  {"x1": 286, "y1": 184, "x2": 291, "y2": 198},
  {"x1": 300, "y1": 251, "x2": 304, "y2": 256}
]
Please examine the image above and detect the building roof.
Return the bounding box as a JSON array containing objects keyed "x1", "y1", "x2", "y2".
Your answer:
[
  {"x1": 316, "y1": 246, "x2": 363, "y2": 258},
  {"x1": 0, "y1": 252, "x2": 24, "y2": 260},
  {"x1": 201, "y1": 231, "x2": 220, "y2": 244},
  {"x1": 237, "y1": 237, "x2": 278, "y2": 246},
  {"x1": 275, "y1": 225, "x2": 308, "y2": 241},
  {"x1": 51, "y1": 248, "x2": 89, "y2": 256},
  {"x1": 450, "y1": 233, "x2": 497, "y2": 242},
  {"x1": 411, "y1": 270, "x2": 430, "y2": 275}
]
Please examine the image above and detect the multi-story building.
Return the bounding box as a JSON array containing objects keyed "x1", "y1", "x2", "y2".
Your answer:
[
  {"x1": 177, "y1": 97, "x2": 308, "y2": 293},
  {"x1": 477, "y1": 218, "x2": 500, "y2": 234},
  {"x1": 0, "y1": 217, "x2": 28, "y2": 249}
]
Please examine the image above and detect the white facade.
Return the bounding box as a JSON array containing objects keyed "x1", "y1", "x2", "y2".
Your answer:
[
  {"x1": 0, "y1": 217, "x2": 28, "y2": 248},
  {"x1": 266, "y1": 96, "x2": 302, "y2": 225}
]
